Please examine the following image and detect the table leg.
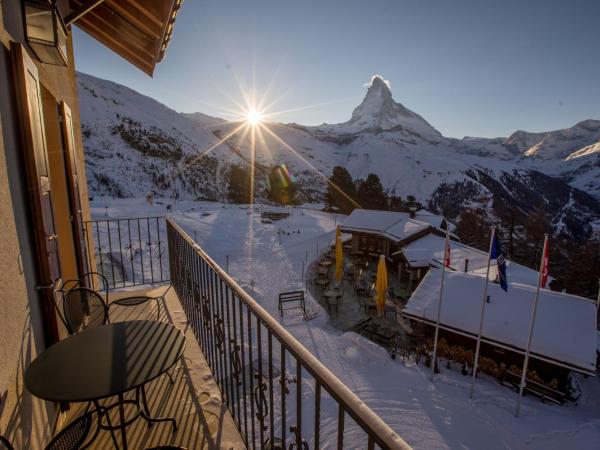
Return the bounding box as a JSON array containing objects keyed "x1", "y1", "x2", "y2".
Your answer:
[
  {"x1": 118, "y1": 393, "x2": 128, "y2": 450},
  {"x1": 93, "y1": 400, "x2": 120, "y2": 450}
]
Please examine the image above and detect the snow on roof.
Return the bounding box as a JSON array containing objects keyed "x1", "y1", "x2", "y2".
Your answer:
[
  {"x1": 401, "y1": 234, "x2": 489, "y2": 272},
  {"x1": 341, "y1": 209, "x2": 446, "y2": 242},
  {"x1": 415, "y1": 209, "x2": 456, "y2": 231},
  {"x1": 384, "y1": 218, "x2": 429, "y2": 242},
  {"x1": 468, "y1": 260, "x2": 550, "y2": 288},
  {"x1": 404, "y1": 270, "x2": 597, "y2": 373},
  {"x1": 398, "y1": 234, "x2": 551, "y2": 288},
  {"x1": 341, "y1": 209, "x2": 409, "y2": 233}
]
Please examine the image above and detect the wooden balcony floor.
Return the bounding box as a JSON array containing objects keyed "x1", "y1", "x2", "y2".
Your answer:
[{"x1": 63, "y1": 285, "x2": 246, "y2": 450}]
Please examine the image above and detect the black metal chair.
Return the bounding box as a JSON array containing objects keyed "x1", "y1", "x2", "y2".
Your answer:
[
  {"x1": 109, "y1": 294, "x2": 162, "y2": 322},
  {"x1": 53, "y1": 272, "x2": 110, "y2": 334},
  {"x1": 145, "y1": 447, "x2": 187, "y2": 450},
  {"x1": 0, "y1": 436, "x2": 13, "y2": 450},
  {"x1": 0, "y1": 412, "x2": 98, "y2": 450},
  {"x1": 44, "y1": 412, "x2": 97, "y2": 450},
  {"x1": 62, "y1": 287, "x2": 109, "y2": 335},
  {"x1": 63, "y1": 271, "x2": 109, "y2": 297}
]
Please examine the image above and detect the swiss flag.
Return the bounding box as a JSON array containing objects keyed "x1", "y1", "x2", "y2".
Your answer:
[{"x1": 540, "y1": 239, "x2": 550, "y2": 288}]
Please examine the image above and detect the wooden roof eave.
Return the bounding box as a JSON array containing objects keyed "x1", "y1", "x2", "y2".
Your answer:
[{"x1": 62, "y1": 0, "x2": 182, "y2": 76}]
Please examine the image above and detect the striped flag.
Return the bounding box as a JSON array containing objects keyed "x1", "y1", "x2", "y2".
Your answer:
[
  {"x1": 540, "y1": 239, "x2": 550, "y2": 288},
  {"x1": 444, "y1": 229, "x2": 451, "y2": 268}
]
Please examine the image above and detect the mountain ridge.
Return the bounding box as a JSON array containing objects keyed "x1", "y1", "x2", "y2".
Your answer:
[{"x1": 76, "y1": 71, "x2": 600, "y2": 240}]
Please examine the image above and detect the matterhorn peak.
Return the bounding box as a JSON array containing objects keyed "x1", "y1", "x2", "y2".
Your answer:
[
  {"x1": 337, "y1": 75, "x2": 440, "y2": 137},
  {"x1": 313, "y1": 74, "x2": 442, "y2": 138}
]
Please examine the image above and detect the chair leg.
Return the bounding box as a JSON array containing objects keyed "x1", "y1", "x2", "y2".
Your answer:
[{"x1": 139, "y1": 385, "x2": 178, "y2": 431}]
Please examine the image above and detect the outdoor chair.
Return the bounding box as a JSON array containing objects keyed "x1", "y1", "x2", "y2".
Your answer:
[
  {"x1": 145, "y1": 447, "x2": 188, "y2": 450},
  {"x1": 0, "y1": 411, "x2": 98, "y2": 450},
  {"x1": 62, "y1": 287, "x2": 109, "y2": 335},
  {"x1": 109, "y1": 294, "x2": 163, "y2": 322},
  {"x1": 0, "y1": 436, "x2": 12, "y2": 450},
  {"x1": 62, "y1": 271, "x2": 110, "y2": 305},
  {"x1": 44, "y1": 412, "x2": 97, "y2": 450},
  {"x1": 278, "y1": 290, "x2": 306, "y2": 317}
]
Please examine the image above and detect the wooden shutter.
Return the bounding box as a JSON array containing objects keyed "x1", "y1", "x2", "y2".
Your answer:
[
  {"x1": 11, "y1": 42, "x2": 61, "y2": 343},
  {"x1": 59, "y1": 101, "x2": 90, "y2": 278}
]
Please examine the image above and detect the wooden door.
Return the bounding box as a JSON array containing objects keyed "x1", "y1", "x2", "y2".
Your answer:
[
  {"x1": 12, "y1": 42, "x2": 61, "y2": 343},
  {"x1": 60, "y1": 101, "x2": 90, "y2": 279}
]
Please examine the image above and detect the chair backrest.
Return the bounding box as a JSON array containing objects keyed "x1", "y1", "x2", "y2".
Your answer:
[
  {"x1": 0, "y1": 436, "x2": 14, "y2": 450},
  {"x1": 62, "y1": 272, "x2": 109, "y2": 303},
  {"x1": 44, "y1": 412, "x2": 92, "y2": 450},
  {"x1": 63, "y1": 287, "x2": 108, "y2": 335}
]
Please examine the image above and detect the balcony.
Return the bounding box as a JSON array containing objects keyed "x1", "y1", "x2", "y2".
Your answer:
[
  {"x1": 61, "y1": 285, "x2": 245, "y2": 449},
  {"x1": 70, "y1": 216, "x2": 410, "y2": 449}
]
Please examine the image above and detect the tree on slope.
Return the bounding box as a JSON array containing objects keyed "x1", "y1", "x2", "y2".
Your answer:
[
  {"x1": 356, "y1": 173, "x2": 387, "y2": 210},
  {"x1": 227, "y1": 164, "x2": 252, "y2": 204},
  {"x1": 326, "y1": 166, "x2": 357, "y2": 214}
]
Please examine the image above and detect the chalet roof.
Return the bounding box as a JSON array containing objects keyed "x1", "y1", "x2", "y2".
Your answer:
[
  {"x1": 59, "y1": 0, "x2": 183, "y2": 76},
  {"x1": 397, "y1": 234, "x2": 549, "y2": 287},
  {"x1": 340, "y1": 209, "x2": 449, "y2": 243},
  {"x1": 400, "y1": 234, "x2": 489, "y2": 271},
  {"x1": 403, "y1": 269, "x2": 597, "y2": 374}
]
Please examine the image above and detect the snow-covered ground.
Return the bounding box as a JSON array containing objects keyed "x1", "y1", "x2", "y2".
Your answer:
[{"x1": 92, "y1": 198, "x2": 600, "y2": 450}]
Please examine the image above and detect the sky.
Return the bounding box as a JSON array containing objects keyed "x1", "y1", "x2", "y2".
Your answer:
[{"x1": 72, "y1": 0, "x2": 600, "y2": 138}]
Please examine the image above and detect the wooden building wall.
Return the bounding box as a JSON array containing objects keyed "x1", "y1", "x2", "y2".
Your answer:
[{"x1": 0, "y1": 0, "x2": 93, "y2": 445}]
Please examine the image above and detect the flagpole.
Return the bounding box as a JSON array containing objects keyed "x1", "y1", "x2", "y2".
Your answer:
[
  {"x1": 515, "y1": 233, "x2": 548, "y2": 417},
  {"x1": 431, "y1": 225, "x2": 450, "y2": 380},
  {"x1": 596, "y1": 278, "x2": 600, "y2": 315},
  {"x1": 469, "y1": 227, "x2": 495, "y2": 398}
]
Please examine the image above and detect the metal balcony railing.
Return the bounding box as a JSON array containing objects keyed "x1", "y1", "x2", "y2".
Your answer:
[
  {"x1": 167, "y1": 217, "x2": 410, "y2": 450},
  {"x1": 85, "y1": 216, "x2": 169, "y2": 289}
]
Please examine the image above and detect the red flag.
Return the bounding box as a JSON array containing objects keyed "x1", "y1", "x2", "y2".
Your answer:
[
  {"x1": 444, "y1": 230, "x2": 451, "y2": 268},
  {"x1": 540, "y1": 239, "x2": 550, "y2": 288}
]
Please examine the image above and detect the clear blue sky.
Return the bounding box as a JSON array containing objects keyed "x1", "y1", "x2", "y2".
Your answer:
[{"x1": 72, "y1": 0, "x2": 600, "y2": 138}]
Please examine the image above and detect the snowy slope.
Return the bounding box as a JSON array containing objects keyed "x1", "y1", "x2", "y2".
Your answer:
[
  {"x1": 78, "y1": 72, "x2": 244, "y2": 199},
  {"x1": 77, "y1": 72, "x2": 600, "y2": 239}
]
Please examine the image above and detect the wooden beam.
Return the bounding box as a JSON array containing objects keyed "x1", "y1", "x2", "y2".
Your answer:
[
  {"x1": 127, "y1": 0, "x2": 165, "y2": 27},
  {"x1": 64, "y1": 0, "x2": 107, "y2": 26},
  {"x1": 77, "y1": 6, "x2": 158, "y2": 58},
  {"x1": 76, "y1": 18, "x2": 154, "y2": 75},
  {"x1": 105, "y1": 0, "x2": 162, "y2": 40}
]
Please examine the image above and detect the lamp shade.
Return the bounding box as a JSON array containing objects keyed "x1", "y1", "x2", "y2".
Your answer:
[{"x1": 24, "y1": 1, "x2": 68, "y2": 66}]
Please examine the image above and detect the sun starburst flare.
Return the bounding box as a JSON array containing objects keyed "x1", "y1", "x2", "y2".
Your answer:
[
  {"x1": 164, "y1": 69, "x2": 360, "y2": 211},
  {"x1": 246, "y1": 109, "x2": 263, "y2": 125}
]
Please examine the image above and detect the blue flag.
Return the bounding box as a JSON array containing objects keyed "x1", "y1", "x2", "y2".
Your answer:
[{"x1": 490, "y1": 233, "x2": 508, "y2": 292}]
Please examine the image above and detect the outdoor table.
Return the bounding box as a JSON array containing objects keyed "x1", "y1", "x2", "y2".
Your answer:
[
  {"x1": 324, "y1": 289, "x2": 342, "y2": 313},
  {"x1": 365, "y1": 297, "x2": 377, "y2": 310},
  {"x1": 25, "y1": 320, "x2": 186, "y2": 450},
  {"x1": 315, "y1": 278, "x2": 329, "y2": 290}
]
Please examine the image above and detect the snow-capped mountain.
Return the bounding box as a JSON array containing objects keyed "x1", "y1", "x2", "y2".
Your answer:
[
  {"x1": 455, "y1": 120, "x2": 600, "y2": 196},
  {"x1": 314, "y1": 75, "x2": 442, "y2": 140},
  {"x1": 77, "y1": 72, "x2": 600, "y2": 239}
]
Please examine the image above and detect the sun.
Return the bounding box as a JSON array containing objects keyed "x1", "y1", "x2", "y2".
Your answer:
[{"x1": 246, "y1": 109, "x2": 263, "y2": 125}]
